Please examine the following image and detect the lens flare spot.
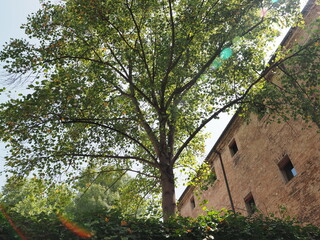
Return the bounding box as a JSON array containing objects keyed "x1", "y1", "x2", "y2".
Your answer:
[
  {"x1": 58, "y1": 214, "x2": 94, "y2": 238},
  {"x1": 272, "y1": 0, "x2": 279, "y2": 3},
  {"x1": 260, "y1": 8, "x2": 268, "y2": 18},
  {"x1": 232, "y1": 36, "x2": 241, "y2": 45},
  {"x1": 0, "y1": 205, "x2": 28, "y2": 240},
  {"x1": 220, "y1": 48, "x2": 233, "y2": 60},
  {"x1": 211, "y1": 57, "x2": 223, "y2": 70}
]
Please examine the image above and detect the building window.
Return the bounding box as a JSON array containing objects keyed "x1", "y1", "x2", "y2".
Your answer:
[
  {"x1": 244, "y1": 193, "x2": 256, "y2": 216},
  {"x1": 190, "y1": 197, "x2": 196, "y2": 209},
  {"x1": 278, "y1": 155, "x2": 297, "y2": 183},
  {"x1": 229, "y1": 139, "x2": 238, "y2": 157}
]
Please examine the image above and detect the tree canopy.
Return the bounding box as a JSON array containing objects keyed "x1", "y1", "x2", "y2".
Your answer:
[
  {"x1": 0, "y1": 166, "x2": 155, "y2": 220},
  {"x1": 0, "y1": 0, "x2": 318, "y2": 218},
  {"x1": 0, "y1": 176, "x2": 72, "y2": 217}
]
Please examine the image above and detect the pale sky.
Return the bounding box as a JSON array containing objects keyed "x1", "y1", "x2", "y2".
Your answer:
[
  {"x1": 0, "y1": 1, "x2": 40, "y2": 46},
  {"x1": 0, "y1": 0, "x2": 42, "y2": 187},
  {"x1": 0, "y1": 0, "x2": 310, "y2": 196}
]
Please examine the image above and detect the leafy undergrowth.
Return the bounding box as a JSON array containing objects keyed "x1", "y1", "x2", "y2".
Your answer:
[{"x1": 1, "y1": 208, "x2": 319, "y2": 240}]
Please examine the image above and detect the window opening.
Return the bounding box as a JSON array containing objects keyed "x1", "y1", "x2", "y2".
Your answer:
[
  {"x1": 190, "y1": 197, "x2": 196, "y2": 209},
  {"x1": 229, "y1": 139, "x2": 238, "y2": 156},
  {"x1": 278, "y1": 155, "x2": 297, "y2": 182},
  {"x1": 244, "y1": 193, "x2": 256, "y2": 216}
]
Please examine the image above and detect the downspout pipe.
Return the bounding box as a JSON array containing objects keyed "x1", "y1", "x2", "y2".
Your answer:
[{"x1": 214, "y1": 150, "x2": 236, "y2": 213}]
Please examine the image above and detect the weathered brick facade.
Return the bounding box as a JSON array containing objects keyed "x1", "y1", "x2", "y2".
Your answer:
[{"x1": 178, "y1": 0, "x2": 320, "y2": 226}]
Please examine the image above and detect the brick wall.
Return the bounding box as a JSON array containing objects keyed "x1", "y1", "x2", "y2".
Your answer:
[
  {"x1": 179, "y1": 115, "x2": 320, "y2": 225},
  {"x1": 178, "y1": 0, "x2": 320, "y2": 226}
]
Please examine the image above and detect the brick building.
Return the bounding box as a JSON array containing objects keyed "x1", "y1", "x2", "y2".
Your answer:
[{"x1": 178, "y1": 0, "x2": 320, "y2": 226}]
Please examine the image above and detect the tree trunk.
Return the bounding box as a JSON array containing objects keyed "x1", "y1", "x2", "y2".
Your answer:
[{"x1": 160, "y1": 164, "x2": 177, "y2": 220}]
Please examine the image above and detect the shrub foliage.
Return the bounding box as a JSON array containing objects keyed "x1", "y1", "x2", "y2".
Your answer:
[{"x1": 1, "y1": 208, "x2": 319, "y2": 240}]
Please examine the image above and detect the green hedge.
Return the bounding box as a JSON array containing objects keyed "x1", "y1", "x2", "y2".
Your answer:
[{"x1": 1, "y1": 208, "x2": 319, "y2": 240}]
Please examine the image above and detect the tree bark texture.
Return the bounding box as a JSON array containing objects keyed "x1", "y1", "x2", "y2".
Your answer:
[{"x1": 160, "y1": 164, "x2": 177, "y2": 220}]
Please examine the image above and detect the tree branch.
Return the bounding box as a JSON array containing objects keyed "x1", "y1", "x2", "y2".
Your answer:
[
  {"x1": 95, "y1": 5, "x2": 160, "y2": 109},
  {"x1": 105, "y1": 43, "x2": 130, "y2": 79},
  {"x1": 98, "y1": 13, "x2": 136, "y2": 52},
  {"x1": 98, "y1": 168, "x2": 159, "y2": 179},
  {"x1": 61, "y1": 118, "x2": 157, "y2": 163},
  {"x1": 160, "y1": 0, "x2": 175, "y2": 108},
  {"x1": 125, "y1": 1, "x2": 155, "y2": 95},
  {"x1": 45, "y1": 55, "x2": 129, "y2": 81},
  {"x1": 166, "y1": 46, "x2": 223, "y2": 108},
  {"x1": 126, "y1": 60, "x2": 161, "y2": 112},
  {"x1": 60, "y1": 153, "x2": 158, "y2": 168},
  {"x1": 172, "y1": 97, "x2": 243, "y2": 164},
  {"x1": 103, "y1": 170, "x2": 128, "y2": 194},
  {"x1": 165, "y1": 12, "x2": 267, "y2": 110},
  {"x1": 128, "y1": 85, "x2": 161, "y2": 157}
]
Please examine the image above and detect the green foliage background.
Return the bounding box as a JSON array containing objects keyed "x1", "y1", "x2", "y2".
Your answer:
[{"x1": 1, "y1": 208, "x2": 320, "y2": 240}]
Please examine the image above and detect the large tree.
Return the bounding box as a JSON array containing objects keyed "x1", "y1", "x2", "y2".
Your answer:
[{"x1": 0, "y1": 0, "x2": 318, "y2": 218}]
